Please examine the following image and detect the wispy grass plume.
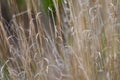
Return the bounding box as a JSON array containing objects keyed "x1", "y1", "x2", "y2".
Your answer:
[{"x1": 0, "y1": 0, "x2": 120, "y2": 80}]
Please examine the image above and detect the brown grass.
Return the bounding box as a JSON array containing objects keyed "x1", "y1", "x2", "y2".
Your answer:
[{"x1": 0, "y1": 0, "x2": 120, "y2": 80}]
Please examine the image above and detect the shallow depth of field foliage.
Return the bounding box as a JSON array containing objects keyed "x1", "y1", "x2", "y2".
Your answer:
[{"x1": 0, "y1": 0, "x2": 120, "y2": 80}]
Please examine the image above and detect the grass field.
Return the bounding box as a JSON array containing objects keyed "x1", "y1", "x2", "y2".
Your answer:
[{"x1": 0, "y1": 0, "x2": 120, "y2": 80}]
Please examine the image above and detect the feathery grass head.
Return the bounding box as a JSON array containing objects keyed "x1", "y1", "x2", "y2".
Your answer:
[{"x1": 0, "y1": 0, "x2": 120, "y2": 80}]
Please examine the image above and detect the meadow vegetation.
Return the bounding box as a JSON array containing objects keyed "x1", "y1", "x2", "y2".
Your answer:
[{"x1": 0, "y1": 0, "x2": 120, "y2": 80}]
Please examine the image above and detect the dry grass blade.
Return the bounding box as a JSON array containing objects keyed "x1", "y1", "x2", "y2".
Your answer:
[{"x1": 0, "y1": 0, "x2": 120, "y2": 80}]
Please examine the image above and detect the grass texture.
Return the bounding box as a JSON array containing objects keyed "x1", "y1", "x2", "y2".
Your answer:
[{"x1": 0, "y1": 0, "x2": 120, "y2": 80}]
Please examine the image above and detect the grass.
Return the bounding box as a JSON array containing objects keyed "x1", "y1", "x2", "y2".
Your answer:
[{"x1": 0, "y1": 0, "x2": 120, "y2": 80}]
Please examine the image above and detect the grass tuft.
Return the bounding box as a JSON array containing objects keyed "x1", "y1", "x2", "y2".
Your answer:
[{"x1": 0, "y1": 0, "x2": 120, "y2": 80}]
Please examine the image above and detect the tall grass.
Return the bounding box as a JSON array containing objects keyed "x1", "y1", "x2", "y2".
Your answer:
[{"x1": 0, "y1": 0, "x2": 120, "y2": 80}]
